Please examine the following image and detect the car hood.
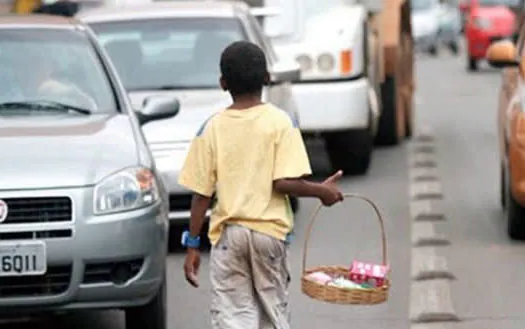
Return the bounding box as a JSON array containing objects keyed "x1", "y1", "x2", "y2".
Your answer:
[
  {"x1": 129, "y1": 89, "x2": 231, "y2": 144},
  {"x1": 411, "y1": 10, "x2": 440, "y2": 36},
  {"x1": 0, "y1": 114, "x2": 138, "y2": 191},
  {"x1": 272, "y1": 5, "x2": 362, "y2": 58}
]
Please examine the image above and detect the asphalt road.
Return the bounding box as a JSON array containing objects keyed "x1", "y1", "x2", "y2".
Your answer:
[{"x1": 415, "y1": 49, "x2": 525, "y2": 328}]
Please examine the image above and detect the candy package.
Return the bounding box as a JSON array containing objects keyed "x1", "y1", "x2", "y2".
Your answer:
[{"x1": 305, "y1": 271, "x2": 333, "y2": 285}]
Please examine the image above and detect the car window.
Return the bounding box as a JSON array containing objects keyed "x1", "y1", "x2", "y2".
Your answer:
[
  {"x1": 411, "y1": 0, "x2": 439, "y2": 11},
  {"x1": 89, "y1": 17, "x2": 247, "y2": 91},
  {"x1": 0, "y1": 29, "x2": 117, "y2": 113}
]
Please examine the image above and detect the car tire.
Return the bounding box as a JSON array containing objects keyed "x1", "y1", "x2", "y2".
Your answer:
[
  {"x1": 125, "y1": 276, "x2": 167, "y2": 329},
  {"x1": 467, "y1": 57, "x2": 478, "y2": 71},
  {"x1": 428, "y1": 44, "x2": 438, "y2": 56},
  {"x1": 404, "y1": 101, "x2": 413, "y2": 140},
  {"x1": 449, "y1": 41, "x2": 459, "y2": 55},
  {"x1": 324, "y1": 125, "x2": 373, "y2": 176},
  {"x1": 375, "y1": 76, "x2": 403, "y2": 146},
  {"x1": 501, "y1": 164, "x2": 507, "y2": 209},
  {"x1": 507, "y1": 183, "x2": 525, "y2": 240}
]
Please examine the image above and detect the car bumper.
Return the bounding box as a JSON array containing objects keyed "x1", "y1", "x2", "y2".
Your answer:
[
  {"x1": 438, "y1": 28, "x2": 460, "y2": 43},
  {"x1": 0, "y1": 187, "x2": 168, "y2": 312},
  {"x1": 467, "y1": 30, "x2": 513, "y2": 59},
  {"x1": 292, "y1": 76, "x2": 369, "y2": 132},
  {"x1": 414, "y1": 33, "x2": 438, "y2": 51}
]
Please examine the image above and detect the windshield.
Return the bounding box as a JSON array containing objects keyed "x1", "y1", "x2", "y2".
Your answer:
[
  {"x1": 89, "y1": 18, "x2": 246, "y2": 91},
  {"x1": 303, "y1": 0, "x2": 356, "y2": 20},
  {"x1": 478, "y1": 0, "x2": 520, "y2": 6},
  {"x1": 411, "y1": 0, "x2": 438, "y2": 11},
  {"x1": 0, "y1": 29, "x2": 117, "y2": 113}
]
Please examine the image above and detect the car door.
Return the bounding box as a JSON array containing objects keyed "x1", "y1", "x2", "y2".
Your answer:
[{"x1": 500, "y1": 24, "x2": 525, "y2": 161}]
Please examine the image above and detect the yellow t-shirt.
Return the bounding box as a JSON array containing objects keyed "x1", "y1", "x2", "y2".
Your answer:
[{"x1": 178, "y1": 103, "x2": 312, "y2": 246}]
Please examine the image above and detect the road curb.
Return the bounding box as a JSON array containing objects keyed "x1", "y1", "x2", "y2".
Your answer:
[
  {"x1": 412, "y1": 222, "x2": 450, "y2": 246},
  {"x1": 410, "y1": 200, "x2": 445, "y2": 221},
  {"x1": 410, "y1": 167, "x2": 440, "y2": 182},
  {"x1": 410, "y1": 280, "x2": 460, "y2": 323},
  {"x1": 411, "y1": 247, "x2": 455, "y2": 280},
  {"x1": 411, "y1": 153, "x2": 438, "y2": 168},
  {"x1": 410, "y1": 182, "x2": 443, "y2": 200},
  {"x1": 408, "y1": 129, "x2": 460, "y2": 327},
  {"x1": 412, "y1": 324, "x2": 458, "y2": 329}
]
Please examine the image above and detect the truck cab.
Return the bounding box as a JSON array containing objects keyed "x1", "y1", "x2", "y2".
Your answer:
[{"x1": 246, "y1": 0, "x2": 382, "y2": 175}]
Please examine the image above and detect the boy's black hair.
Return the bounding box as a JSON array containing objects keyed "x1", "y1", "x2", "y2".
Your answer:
[{"x1": 220, "y1": 41, "x2": 269, "y2": 96}]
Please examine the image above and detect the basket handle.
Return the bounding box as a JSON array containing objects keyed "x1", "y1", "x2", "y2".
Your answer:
[{"x1": 301, "y1": 193, "x2": 388, "y2": 275}]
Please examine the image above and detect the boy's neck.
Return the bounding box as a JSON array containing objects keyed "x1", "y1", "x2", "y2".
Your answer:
[{"x1": 228, "y1": 93, "x2": 263, "y2": 110}]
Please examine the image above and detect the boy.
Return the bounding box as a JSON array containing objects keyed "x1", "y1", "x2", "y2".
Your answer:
[{"x1": 178, "y1": 41, "x2": 344, "y2": 329}]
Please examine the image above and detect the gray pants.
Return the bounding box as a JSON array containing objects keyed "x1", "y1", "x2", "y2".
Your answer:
[{"x1": 210, "y1": 225, "x2": 291, "y2": 329}]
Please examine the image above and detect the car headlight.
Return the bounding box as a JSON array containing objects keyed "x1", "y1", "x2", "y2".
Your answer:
[
  {"x1": 296, "y1": 54, "x2": 313, "y2": 72},
  {"x1": 317, "y1": 53, "x2": 335, "y2": 72},
  {"x1": 94, "y1": 167, "x2": 160, "y2": 215},
  {"x1": 473, "y1": 17, "x2": 491, "y2": 30}
]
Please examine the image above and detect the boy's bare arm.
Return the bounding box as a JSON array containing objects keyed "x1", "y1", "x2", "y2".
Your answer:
[
  {"x1": 189, "y1": 193, "x2": 212, "y2": 238},
  {"x1": 273, "y1": 178, "x2": 327, "y2": 198},
  {"x1": 273, "y1": 170, "x2": 344, "y2": 206}
]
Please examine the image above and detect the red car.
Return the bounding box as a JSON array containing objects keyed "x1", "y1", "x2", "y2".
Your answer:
[{"x1": 461, "y1": 0, "x2": 517, "y2": 71}]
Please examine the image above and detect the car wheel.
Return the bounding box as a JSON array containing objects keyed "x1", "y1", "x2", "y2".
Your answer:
[
  {"x1": 324, "y1": 125, "x2": 373, "y2": 176},
  {"x1": 376, "y1": 75, "x2": 403, "y2": 145},
  {"x1": 501, "y1": 164, "x2": 507, "y2": 209},
  {"x1": 125, "y1": 276, "x2": 167, "y2": 329},
  {"x1": 467, "y1": 57, "x2": 478, "y2": 71},
  {"x1": 507, "y1": 183, "x2": 525, "y2": 240},
  {"x1": 449, "y1": 41, "x2": 459, "y2": 55},
  {"x1": 428, "y1": 44, "x2": 438, "y2": 56}
]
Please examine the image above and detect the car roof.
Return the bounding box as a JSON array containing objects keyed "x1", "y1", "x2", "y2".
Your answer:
[
  {"x1": 77, "y1": 1, "x2": 250, "y2": 22},
  {"x1": 0, "y1": 14, "x2": 84, "y2": 29}
]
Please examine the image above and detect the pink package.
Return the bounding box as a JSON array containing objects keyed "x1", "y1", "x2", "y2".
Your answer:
[{"x1": 306, "y1": 271, "x2": 333, "y2": 284}]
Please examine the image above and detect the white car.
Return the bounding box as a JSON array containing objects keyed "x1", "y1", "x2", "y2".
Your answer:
[
  {"x1": 411, "y1": 0, "x2": 442, "y2": 55},
  {"x1": 252, "y1": 0, "x2": 381, "y2": 175},
  {"x1": 77, "y1": 1, "x2": 301, "y2": 225}
]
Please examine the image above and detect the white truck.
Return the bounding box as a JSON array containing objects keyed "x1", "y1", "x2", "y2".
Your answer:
[{"x1": 248, "y1": 0, "x2": 415, "y2": 175}]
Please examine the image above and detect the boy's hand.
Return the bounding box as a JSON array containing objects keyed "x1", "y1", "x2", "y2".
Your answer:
[
  {"x1": 320, "y1": 170, "x2": 344, "y2": 206},
  {"x1": 184, "y1": 248, "x2": 201, "y2": 288}
]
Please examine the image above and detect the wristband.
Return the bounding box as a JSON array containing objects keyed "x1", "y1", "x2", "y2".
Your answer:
[{"x1": 181, "y1": 230, "x2": 201, "y2": 249}]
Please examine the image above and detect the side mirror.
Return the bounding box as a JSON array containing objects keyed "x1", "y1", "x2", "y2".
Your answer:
[
  {"x1": 486, "y1": 40, "x2": 520, "y2": 68},
  {"x1": 269, "y1": 61, "x2": 301, "y2": 84},
  {"x1": 137, "y1": 96, "x2": 180, "y2": 125}
]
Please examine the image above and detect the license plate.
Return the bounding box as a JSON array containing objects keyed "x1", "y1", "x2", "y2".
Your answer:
[{"x1": 0, "y1": 241, "x2": 46, "y2": 277}]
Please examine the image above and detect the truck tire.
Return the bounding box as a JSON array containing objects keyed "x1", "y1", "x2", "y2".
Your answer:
[
  {"x1": 375, "y1": 76, "x2": 403, "y2": 145},
  {"x1": 125, "y1": 277, "x2": 167, "y2": 329},
  {"x1": 324, "y1": 125, "x2": 373, "y2": 176},
  {"x1": 402, "y1": 33, "x2": 414, "y2": 140}
]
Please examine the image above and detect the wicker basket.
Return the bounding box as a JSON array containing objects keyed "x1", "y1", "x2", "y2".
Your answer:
[{"x1": 300, "y1": 193, "x2": 390, "y2": 305}]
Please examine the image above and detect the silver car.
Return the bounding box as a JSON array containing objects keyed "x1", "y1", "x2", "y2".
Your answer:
[
  {"x1": 77, "y1": 1, "x2": 302, "y2": 226},
  {"x1": 0, "y1": 15, "x2": 179, "y2": 329},
  {"x1": 411, "y1": 0, "x2": 442, "y2": 55}
]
